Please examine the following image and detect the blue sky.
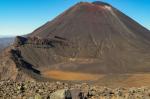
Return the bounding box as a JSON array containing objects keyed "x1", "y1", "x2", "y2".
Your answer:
[{"x1": 0, "y1": 0, "x2": 149, "y2": 37}]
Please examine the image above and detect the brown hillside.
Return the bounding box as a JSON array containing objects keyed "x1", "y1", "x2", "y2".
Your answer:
[
  {"x1": 1, "y1": 1, "x2": 150, "y2": 86},
  {"x1": 27, "y1": 2, "x2": 150, "y2": 74}
]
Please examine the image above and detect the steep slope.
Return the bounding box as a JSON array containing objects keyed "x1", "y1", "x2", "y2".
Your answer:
[
  {"x1": 0, "y1": 47, "x2": 34, "y2": 81},
  {"x1": 26, "y1": 2, "x2": 150, "y2": 74},
  {"x1": 1, "y1": 1, "x2": 150, "y2": 83}
]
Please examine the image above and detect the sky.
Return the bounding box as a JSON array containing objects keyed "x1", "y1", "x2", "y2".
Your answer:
[{"x1": 0, "y1": 0, "x2": 149, "y2": 37}]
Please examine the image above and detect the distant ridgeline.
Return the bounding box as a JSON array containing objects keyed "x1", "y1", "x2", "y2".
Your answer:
[{"x1": 15, "y1": 36, "x2": 69, "y2": 48}]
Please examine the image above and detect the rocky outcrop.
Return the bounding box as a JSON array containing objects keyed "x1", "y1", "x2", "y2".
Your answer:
[
  {"x1": 0, "y1": 36, "x2": 53, "y2": 81},
  {"x1": 10, "y1": 49, "x2": 41, "y2": 75},
  {"x1": 15, "y1": 36, "x2": 27, "y2": 47},
  {"x1": 0, "y1": 47, "x2": 36, "y2": 81},
  {"x1": 0, "y1": 35, "x2": 70, "y2": 81}
]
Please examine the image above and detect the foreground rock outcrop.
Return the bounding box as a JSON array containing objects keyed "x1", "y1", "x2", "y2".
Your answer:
[{"x1": 0, "y1": 80, "x2": 150, "y2": 99}]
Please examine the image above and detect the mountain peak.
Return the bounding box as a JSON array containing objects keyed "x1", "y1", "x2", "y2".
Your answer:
[
  {"x1": 1, "y1": 1, "x2": 150, "y2": 82},
  {"x1": 73, "y1": 1, "x2": 112, "y2": 12},
  {"x1": 92, "y1": 1, "x2": 110, "y2": 6}
]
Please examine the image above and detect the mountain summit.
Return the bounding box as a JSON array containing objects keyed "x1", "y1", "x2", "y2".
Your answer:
[
  {"x1": 92, "y1": 1, "x2": 111, "y2": 6},
  {"x1": 1, "y1": 1, "x2": 150, "y2": 86}
]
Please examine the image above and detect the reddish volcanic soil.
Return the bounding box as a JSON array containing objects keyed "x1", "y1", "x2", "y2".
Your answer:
[
  {"x1": 42, "y1": 70, "x2": 101, "y2": 80},
  {"x1": 42, "y1": 70, "x2": 150, "y2": 87}
]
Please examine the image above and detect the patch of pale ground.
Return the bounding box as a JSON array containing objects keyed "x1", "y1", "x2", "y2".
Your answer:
[
  {"x1": 42, "y1": 70, "x2": 103, "y2": 80},
  {"x1": 42, "y1": 70, "x2": 150, "y2": 88}
]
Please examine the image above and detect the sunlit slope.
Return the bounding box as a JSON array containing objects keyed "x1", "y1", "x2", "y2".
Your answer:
[
  {"x1": 1, "y1": 1, "x2": 150, "y2": 82},
  {"x1": 20, "y1": 2, "x2": 150, "y2": 74}
]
